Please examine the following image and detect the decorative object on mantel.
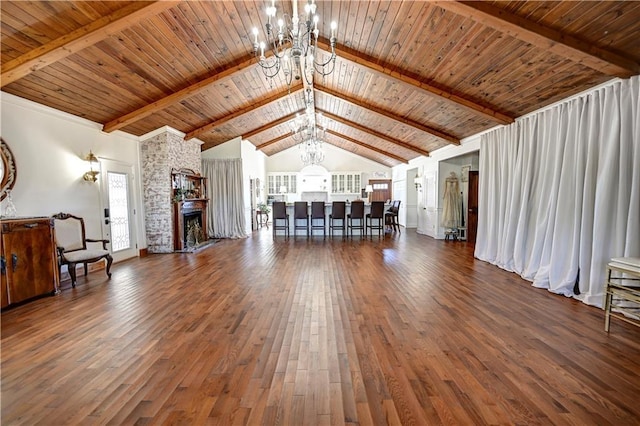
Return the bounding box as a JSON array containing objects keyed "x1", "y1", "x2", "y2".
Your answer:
[
  {"x1": 171, "y1": 168, "x2": 205, "y2": 201},
  {"x1": 251, "y1": 0, "x2": 338, "y2": 89},
  {"x1": 0, "y1": 137, "x2": 17, "y2": 201},
  {"x1": 83, "y1": 150, "x2": 99, "y2": 182}
]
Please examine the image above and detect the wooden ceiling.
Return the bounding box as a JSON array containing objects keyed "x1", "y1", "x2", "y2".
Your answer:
[{"x1": 2, "y1": 1, "x2": 639, "y2": 167}]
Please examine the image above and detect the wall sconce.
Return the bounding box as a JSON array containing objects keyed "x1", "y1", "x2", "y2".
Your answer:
[
  {"x1": 365, "y1": 184, "x2": 374, "y2": 203},
  {"x1": 414, "y1": 176, "x2": 422, "y2": 189},
  {"x1": 83, "y1": 150, "x2": 99, "y2": 182}
]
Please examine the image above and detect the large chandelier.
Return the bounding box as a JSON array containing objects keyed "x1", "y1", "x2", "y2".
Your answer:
[{"x1": 252, "y1": 0, "x2": 337, "y2": 87}]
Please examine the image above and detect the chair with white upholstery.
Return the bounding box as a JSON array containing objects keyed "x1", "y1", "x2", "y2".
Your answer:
[{"x1": 52, "y1": 212, "x2": 112, "y2": 287}]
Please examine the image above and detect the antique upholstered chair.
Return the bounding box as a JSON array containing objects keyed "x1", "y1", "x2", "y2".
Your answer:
[{"x1": 52, "y1": 212, "x2": 113, "y2": 287}]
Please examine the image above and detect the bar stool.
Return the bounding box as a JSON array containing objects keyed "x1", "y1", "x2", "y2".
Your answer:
[
  {"x1": 293, "y1": 201, "x2": 309, "y2": 237},
  {"x1": 366, "y1": 201, "x2": 385, "y2": 237},
  {"x1": 385, "y1": 200, "x2": 401, "y2": 232},
  {"x1": 272, "y1": 201, "x2": 289, "y2": 237},
  {"x1": 347, "y1": 200, "x2": 365, "y2": 237},
  {"x1": 310, "y1": 201, "x2": 326, "y2": 238},
  {"x1": 329, "y1": 201, "x2": 346, "y2": 238}
]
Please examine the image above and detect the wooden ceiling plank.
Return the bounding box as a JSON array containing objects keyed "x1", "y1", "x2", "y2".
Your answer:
[
  {"x1": 1, "y1": 2, "x2": 178, "y2": 87},
  {"x1": 102, "y1": 53, "x2": 258, "y2": 133},
  {"x1": 316, "y1": 39, "x2": 514, "y2": 125},
  {"x1": 315, "y1": 85, "x2": 460, "y2": 145},
  {"x1": 326, "y1": 129, "x2": 408, "y2": 164},
  {"x1": 436, "y1": 1, "x2": 639, "y2": 78},
  {"x1": 185, "y1": 85, "x2": 303, "y2": 140},
  {"x1": 319, "y1": 109, "x2": 430, "y2": 157}
]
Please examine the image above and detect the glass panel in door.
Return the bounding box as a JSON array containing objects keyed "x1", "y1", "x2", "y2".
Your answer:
[{"x1": 107, "y1": 171, "x2": 130, "y2": 252}]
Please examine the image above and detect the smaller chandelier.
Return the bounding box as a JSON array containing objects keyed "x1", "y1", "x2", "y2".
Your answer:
[
  {"x1": 300, "y1": 138, "x2": 325, "y2": 165},
  {"x1": 252, "y1": 0, "x2": 337, "y2": 88}
]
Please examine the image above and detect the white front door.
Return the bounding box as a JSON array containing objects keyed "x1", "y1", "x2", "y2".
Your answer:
[{"x1": 100, "y1": 159, "x2": 138, "y2": 262}]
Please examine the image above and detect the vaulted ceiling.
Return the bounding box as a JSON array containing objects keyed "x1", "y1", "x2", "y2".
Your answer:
[{"x1": 2, "y1": 1, "x2": 639, "y2": 167}]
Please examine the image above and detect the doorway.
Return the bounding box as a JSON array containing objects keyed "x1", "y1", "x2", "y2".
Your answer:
[
  {"x1": 368, "y1": 179, "x2": 392, "y2": 202},
  {"x1": 100, "y1": 159, "x2": 138, "y2": 262}
]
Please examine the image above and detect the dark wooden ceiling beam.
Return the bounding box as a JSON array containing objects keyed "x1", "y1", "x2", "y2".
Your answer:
[
  {"x1": 242, "y1": 112, "x2": 301, "y2": 141},
  {"x1": 1, "y1": 2, "x2": 177, "y2": 87},
  {"x1": 185, "y1": 85, "x2": 303, "y2": 140},
  {"x1": 255, "y1": 133, "x2": 292, "y2": 150},
  {"x1": 318, "y1": 109, "x2": 430, "y2": 157},
  {"x1": 315, "y1": 85, "x2": 460, "y2": 145},
  {"x1": 201, "y1": 110, "x2": 302, "y2": 151},
  {"x1": 316, "y1": 40, "x2": 514, "y2": 125},
  {"x1": 436, "y1": 1, "x2": 639, "y2": 78},
  {"x1": 325, "y1": 129, "x2": 408, "y2": 164},
  {"x1": 102, "y1": 53, "x2": 258, "y2": 133}
]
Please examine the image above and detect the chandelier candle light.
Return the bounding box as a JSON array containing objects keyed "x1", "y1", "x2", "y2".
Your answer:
[{"x1": 252, "y1": 0, "x2": 337, "y2": 88}]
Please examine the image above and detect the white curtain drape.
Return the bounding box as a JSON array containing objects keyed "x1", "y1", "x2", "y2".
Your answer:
[
  {"x1": 475, "y1": 76, "x2": 640, "y2": 307},
  {"x1": 202, "y1": 158, "x2": 247, "y2": 239}
]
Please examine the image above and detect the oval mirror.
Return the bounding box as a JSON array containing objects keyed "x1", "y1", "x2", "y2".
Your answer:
[{"x1": 1, "y1": 138, "x2": 17, "y2": 201}]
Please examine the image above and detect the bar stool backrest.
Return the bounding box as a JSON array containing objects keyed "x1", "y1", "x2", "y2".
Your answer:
[
  {"x1": 331, "y1": 201, "x2": 346, "y2": 219},
  {"x1": 311, "y1": 201, "x2": 325, "y2": 219},
  {"x1": 370, "y1": 201, "x2": 385, "y2": 218},
  {"x1": 350, "y1": 201, "x2": 365, "y2": 219},
  {"x1": 272, "y1": 201, "x2": 287, "y2": 219},
  {"x1": 294, "y1": 201, "x2": 308, "y2": 219}
]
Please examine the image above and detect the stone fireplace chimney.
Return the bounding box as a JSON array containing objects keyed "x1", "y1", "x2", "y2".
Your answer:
[{"x1": 140, "y1": 127, "x2": 202, "y2": 253}]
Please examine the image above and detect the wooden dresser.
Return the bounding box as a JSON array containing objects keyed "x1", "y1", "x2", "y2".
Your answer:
[{"x1": 1, "y1": 217, "x2": 59, "y2": 308}]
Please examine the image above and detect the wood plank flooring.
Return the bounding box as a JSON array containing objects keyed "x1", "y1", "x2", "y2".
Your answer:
[{"x1": 2, "y1": 229, "x2": 639, "y2": 425}]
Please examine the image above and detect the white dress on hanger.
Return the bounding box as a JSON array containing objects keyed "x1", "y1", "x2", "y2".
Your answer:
[{"x1": 441, "y1": 172, "x2": 461, "y2": 229}]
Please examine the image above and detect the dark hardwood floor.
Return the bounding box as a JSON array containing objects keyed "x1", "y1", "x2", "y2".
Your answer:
[{"x1": 2, "y1": 228, "x2": 639, "y2": 425}]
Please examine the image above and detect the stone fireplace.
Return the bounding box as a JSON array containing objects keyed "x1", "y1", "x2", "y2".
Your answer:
[{"x1": 140, "y1": 127, "x2": 203, "y2": 253}]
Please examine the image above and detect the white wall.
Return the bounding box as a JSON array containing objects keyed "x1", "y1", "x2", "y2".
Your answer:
[
  {"x1": 1, "y1": 92, "x2": 145, "y2": 252},
  {"x1": 201, "y1": 136, "x2": 242, "y2": 159},
  {"x1": 241, "y1": 139, "x2": 267, "y2": 234}
]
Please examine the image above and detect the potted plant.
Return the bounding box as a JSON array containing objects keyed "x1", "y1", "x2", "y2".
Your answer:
[{"x1": 257, "y1": 202, "x2": 270, "y2": 214}]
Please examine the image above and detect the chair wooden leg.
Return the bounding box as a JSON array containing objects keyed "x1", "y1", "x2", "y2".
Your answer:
[
  {"x1": 105, "y1": 255, "x2": 113, "y2": 278},
  {"x1": 69, "y1": 263, "x2": 77, "y2": 288}
]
